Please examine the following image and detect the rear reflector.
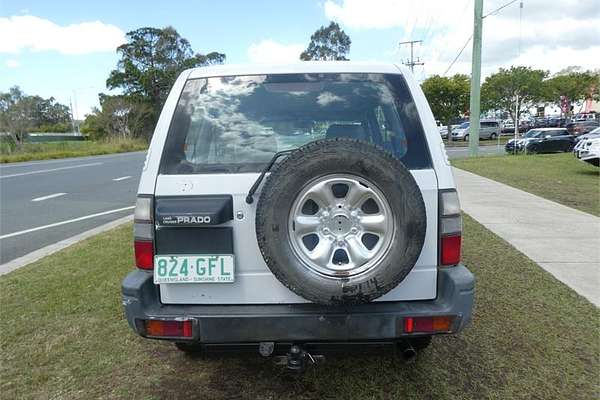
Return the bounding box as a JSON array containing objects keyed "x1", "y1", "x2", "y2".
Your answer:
[
  {"x1": 404, "y1": 316, "x2": 454, "y2": 334},
  {"x1": 441, "y1": 235, "x2": 461, "y2": 266},
  {"x1": 135, "y1": 240, "x2": 154, "y2": 270},
  {"x1": 145, "y1": 320, "x2": 192, "y2": 338}
]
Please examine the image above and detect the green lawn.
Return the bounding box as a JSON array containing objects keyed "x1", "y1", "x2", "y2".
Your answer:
[
  {"x1": 453, "y1": 152, "x2": 600, "y2": 216},
  {"x1": 1, "y1": 217, "x2": 598, "y2": 399},
  {"x1": 0, "y1": 139, "x2": 147, "y2": 163}
]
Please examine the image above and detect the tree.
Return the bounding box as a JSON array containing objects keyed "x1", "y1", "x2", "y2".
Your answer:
[
  {"x1": 0, "y1": 87, "x2": 73, "y2": 144},
  {"x1": 300, "y1": 22, "x2": 351, "y2": 61},
  {"x1": 106, "y1": 26, "x2": 225, "y2": 120},
  {"x1": 0, "y1": 87, "x2": 36, "y2": 145},
  {"x1": 481, "y1": 66, "x2": 548, "y2": 126},
  {"x1": 80, "y1": 95, "x2": 154, "y2": 141},
  {"x1": 544, "y1": 70, "x2": 600, "y2": 118},
  {"x1": 421, "y1": 74, "x2": 470, "y2": 141}
]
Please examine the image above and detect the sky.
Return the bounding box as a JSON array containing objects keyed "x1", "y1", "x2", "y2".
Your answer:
[{"x1": 1, "y1": 0, "x2": 599, "y2": 119}]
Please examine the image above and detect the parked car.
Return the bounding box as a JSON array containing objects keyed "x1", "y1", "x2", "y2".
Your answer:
[
  {"x1": 121, "y1": 63, "x2": 474, "y2": 369},
  {"x1": 566, "y1": 120, "x2": 600, "y2": 136},
  {"x1": 501, "y1": 119, "x2": 515, "y2": 133},
  {"x1": 518, "y1": 120, "x2": 532, "y2": 133},
  {"x1": 573, "y1": 128, "x2": 600, "y2": 167},
  {"x1": 574, "y1": 136, "x2": 600, "y2": 167},
  {"x1": 505, "y1": 128, "x2": 575, "y2": 154},
  {"x1": 574, "y1": 127, "x2": 600, "y2": 143},
  {"x1": 436, "y1": 120, "x2": 448, "y2": 139},
  {"x1": 574, "y1": 112, "x2": 597, "y2": 122},
  {"x1": 532, "y1": 117, "x2": 548, "y2": 128},
  {"x1": 451, "y1": 120, "x2": 500, "y2": 141}
]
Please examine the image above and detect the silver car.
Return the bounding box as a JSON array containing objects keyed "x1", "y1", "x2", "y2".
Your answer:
[{"x1": 452, "y1": 120, "x2": 500, "y2": 141}]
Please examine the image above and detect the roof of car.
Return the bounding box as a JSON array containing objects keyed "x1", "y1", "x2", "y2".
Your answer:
[
  {"x1": 186, "y1": 62, "x2": 407, "y2": 79},
  {"x1": 530, "y1": 128, "x2": 568, "y2": 131}
]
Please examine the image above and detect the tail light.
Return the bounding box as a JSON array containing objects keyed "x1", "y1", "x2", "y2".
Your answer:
[
  {"x1": 439, "y1": 189, "x2": 462, "y2": 266},
  {"x1": 403, "y1": 316, "x2": 455, "y2": 333},
  {"x1": 134, "y1": 196, "x2": 154, "y2": 270},
  {"x1": 144, "y1": 320, "x2": 193, "y2": 338}
]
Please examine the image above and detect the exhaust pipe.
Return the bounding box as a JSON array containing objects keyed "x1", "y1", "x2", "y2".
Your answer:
[{"x1": 397, "y1": 341, "x2": 417, "y2": 362}]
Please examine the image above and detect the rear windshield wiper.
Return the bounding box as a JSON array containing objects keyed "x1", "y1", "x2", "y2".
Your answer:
[{"x1": 245, "y1": 149, "x2": 295, "y2": 204}]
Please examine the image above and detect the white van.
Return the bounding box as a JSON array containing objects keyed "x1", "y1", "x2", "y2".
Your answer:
[
  {"x1": 452, "y1": 120, "x2": 500, "y2": 141},
  {"x1": 121, "y1": 62, "x2": 474, "y2": 369}
]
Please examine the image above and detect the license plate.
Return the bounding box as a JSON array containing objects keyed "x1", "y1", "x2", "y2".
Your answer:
[{"x1": 154, "y1": 255, "x2": 234, "y2": 284}]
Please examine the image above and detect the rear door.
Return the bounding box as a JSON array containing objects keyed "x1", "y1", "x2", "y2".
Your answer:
[{"x1": 153, "y1": 72, "x2": 439, "y2": 305}]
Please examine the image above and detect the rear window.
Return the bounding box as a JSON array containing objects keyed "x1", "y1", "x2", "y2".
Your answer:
[{"x1": 160, "y1": 73, "x2": 431, "y2": 174}]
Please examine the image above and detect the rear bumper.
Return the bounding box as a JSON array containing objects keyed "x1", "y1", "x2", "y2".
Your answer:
[{"x1": 121, "y1": 265, "x2": 474, "y2": 343}]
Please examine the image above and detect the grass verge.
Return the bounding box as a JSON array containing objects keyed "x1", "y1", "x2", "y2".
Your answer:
[
  {"x1": 1, "y1": 216, "x2": 598, "y2": 399},
  {"x1": 0, "y1": 139, "x2": 147, "y2": 163},
  {"x1": 453, "y1": 152, "x2": 600, "y2": 216}
]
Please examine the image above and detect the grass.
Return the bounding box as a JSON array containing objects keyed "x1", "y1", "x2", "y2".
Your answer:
[
  {"x1": 0, "y1": 138, "x2": 148, "y2": 163},
  {"x1": 453, "y1": 152, "x2": 600, "y2": 216},
  {"x1": 1, "y1": 216, "x2": 598, "y2": 399}
]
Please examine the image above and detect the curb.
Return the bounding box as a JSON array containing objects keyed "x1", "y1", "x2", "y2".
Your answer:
[{"x1": 0, "y1": 214, "x2": 133, "y2": 276}]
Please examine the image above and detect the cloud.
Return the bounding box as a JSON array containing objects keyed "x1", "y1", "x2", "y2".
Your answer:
[
  {"x1": 324, "y1": 0, "x2": 468, "y2": 31},
  {"x1": 247, "y1": 39, "x2": 304, "y2": 64},
  {"x1": 0, "y1": 16, "x2": 125, "y2": 55},
  {"x1": 323, "y1": 0, "x2": 600, "y2": 77},
  {"x1": 5, "y1": 59, "x2": 20, "y2": 68}
]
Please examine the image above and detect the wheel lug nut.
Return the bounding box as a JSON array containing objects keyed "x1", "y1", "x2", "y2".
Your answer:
[
  {"x1": 323, "y1": 228, "x2": 330, "y2": 234},
  {"x1": 322, "y1": 211, "x2": 329, "y2": 218},
  {"x1": 337, "y1": 240, "x2": 344, "y2": 247},
  {"x1": 351, "y1": 227, "x2": 358, "y2": 233},
  {"x1": 350, "y1": 210, "x2": 358, "y2": 217}
]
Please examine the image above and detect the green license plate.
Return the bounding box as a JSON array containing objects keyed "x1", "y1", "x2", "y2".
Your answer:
[{"x1": 154, "y1": 255, "x2": 234, "y2": 284}]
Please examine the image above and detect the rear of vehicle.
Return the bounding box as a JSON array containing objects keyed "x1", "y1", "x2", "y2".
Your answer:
[
  {"x1": 479, "y1": 120, "x2": 499, "y2": 140},
  {"x1": 122, "y1": 63, "x2": 474, "y2": 359}
]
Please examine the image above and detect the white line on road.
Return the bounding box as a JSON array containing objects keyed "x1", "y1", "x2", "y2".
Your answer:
[
  {"x1": 0, "y1": 162, "x2": 103, "y2": 179},
  {"x1": 0, "y1": 205, "x2": 135, "y2": 240},
  {"x1": 0, "y1": 214, "x2": 133, "y2": 276},
  {"x1": 31, "y1": 192, "x2": 67, "y2": 202},
  {"x1": 112, "y1": 176, "x2": 132, "y2": 181}
]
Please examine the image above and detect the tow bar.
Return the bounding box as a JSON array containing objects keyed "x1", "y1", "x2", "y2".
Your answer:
[{"x1": 260, "y1": 342, "x2": 325, "y2": 371}]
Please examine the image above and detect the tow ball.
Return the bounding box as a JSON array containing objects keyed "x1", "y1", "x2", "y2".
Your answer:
[{"x1": 260, "y1": 342, "x2": 325, "y2": 371}]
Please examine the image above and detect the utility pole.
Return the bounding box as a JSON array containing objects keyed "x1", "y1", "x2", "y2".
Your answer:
[
  {"x1": 69, "y1": 98, "x2": 77, "y2": 134},
  {"x1": 399, "y1": 40, "x2": 424, "y2": 73},
  {"x1": 468, "y1": 0, "x2": 483, "y2": 156}
]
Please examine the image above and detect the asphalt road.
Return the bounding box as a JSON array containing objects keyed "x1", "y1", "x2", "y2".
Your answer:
[
  {"x1": 0, "y1": 152, "x2": 146, "y2": 264},
  {"x1": 0, "y1": 145, "x2": 502, "y2": 265},
  {"x1": 445, "y1": 143, "x2": 505, "y2": 159}
]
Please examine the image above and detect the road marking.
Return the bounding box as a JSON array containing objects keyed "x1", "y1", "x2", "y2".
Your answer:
[
  {"x1": 0, "y1": 214, "x2": 133, "y2": 276},
  {"x1": 112, "y1": 176, "x2": 131, "y2": 181},
  {"x1": 0, "y1": 205, "x2": 135, "y2": 240},
  {"x1": 0, "y1": 162, "x2": 102, "y2": 179},
  {"x1": 31, "y1": 192, "x2": 67, "y2": 202}
]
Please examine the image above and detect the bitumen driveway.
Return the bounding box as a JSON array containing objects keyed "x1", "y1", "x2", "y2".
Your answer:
[
  {"x1": 0, "y1": 152, "x2": 146, "y2": 264},
  {"x1": 445, "y1": 144, "x2": 505, "y2": 159}
]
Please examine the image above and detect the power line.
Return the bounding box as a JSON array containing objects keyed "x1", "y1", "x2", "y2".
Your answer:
[
  {"x1": 444, "y1": 0, "x2": 520, "y2": 76},
  {"x1": 443, "y1": 35, "x2": 472, "y2": 76},
  {"x1": 483, "y1": 0, "x2": 519, "y2": 18}
]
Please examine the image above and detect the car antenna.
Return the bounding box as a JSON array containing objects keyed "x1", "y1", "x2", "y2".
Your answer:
[{"x1": 245, "y1": 149, "x2": 295, "y2": 204}]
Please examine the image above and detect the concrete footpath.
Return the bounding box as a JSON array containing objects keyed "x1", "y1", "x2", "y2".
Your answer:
[{"x1": 453, "y1": 167, "x2": 600, "y2": 306}]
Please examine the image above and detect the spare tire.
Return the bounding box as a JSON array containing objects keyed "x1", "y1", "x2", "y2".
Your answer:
[{"x1": 256, "y1": 138, "x2": 426, "y2": 305}]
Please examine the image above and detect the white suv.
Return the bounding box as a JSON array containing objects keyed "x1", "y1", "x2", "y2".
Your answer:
[{"x1": 122, "y1": 62, "x2": 474, "y2": 368}]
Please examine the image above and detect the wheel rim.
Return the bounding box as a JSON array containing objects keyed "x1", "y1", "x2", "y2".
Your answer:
[{"x1": 288, "y1": 174, "x2": 395, "y2": 277}]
